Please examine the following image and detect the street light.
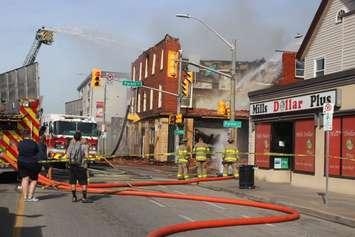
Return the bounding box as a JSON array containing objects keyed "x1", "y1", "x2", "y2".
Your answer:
[{"x1": 176, "y1": 13, "x2": 237, "y2": 142}]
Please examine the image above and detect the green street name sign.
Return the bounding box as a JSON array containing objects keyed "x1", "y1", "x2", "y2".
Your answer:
[
  {"x1": 223, "y1": 120, "x2": 242, "y2": 128},
  {"x1": 175, "y1": 129, "x2": 185, "y2": 135},
  {"x1": 122, "y1": 80, "x2": 142, "y2": 88}
]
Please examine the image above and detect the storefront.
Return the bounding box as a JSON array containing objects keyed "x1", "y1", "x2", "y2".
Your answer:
[{"x1": 248, "y1": 69, "x2": 355, "y2": 195}]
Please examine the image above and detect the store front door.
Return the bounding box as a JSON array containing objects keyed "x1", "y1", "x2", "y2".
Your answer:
[{"x1": 271, "y1": 122, "x2": 294, "y2": 170}]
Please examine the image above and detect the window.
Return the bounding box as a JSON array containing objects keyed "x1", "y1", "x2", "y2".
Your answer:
[
  {"x1": 132, "y1": 66, "x2": 136, "y2": 81},
  {"x1": 158, "y1": 84, "x2": 162, "y2": 108},
  {"x1": 145, "y1": 58, "x2": 148, "y2": 78},
  {"x1": 295, "y1": 59, "x2": 304, "y2": 78},
  {"x1": 152, "y1": 54, "x2": 156, "y2": 75},
  {"x1": 139, "y1": 62, "x2": 142, "y2": 81},
  {"x1": 150, "y1": 89, "x2": 153, "y2": 110},
  {"x1": 137, "y1": 93, "x2": 141, "y2": 113},
  {"x1": 314, "y1": 58, "x2": 325, "y2": 77},
  {"x1": 160, "y1": 49, "x2": 164, "y2": 70},
  {"x1": 336, "y1": 9, "x2": 346, "y2": 23},
  {"x1": 143, "y1": 92, "x2": 147, "y2": 112}
]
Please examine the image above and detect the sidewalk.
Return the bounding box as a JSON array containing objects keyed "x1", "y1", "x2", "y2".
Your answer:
[{"x1": 198, "y1": 178, "x2": 355, "y2": 228}]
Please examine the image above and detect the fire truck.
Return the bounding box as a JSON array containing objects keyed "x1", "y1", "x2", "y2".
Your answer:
[{"x1": 42, "y1": 114, "x2": 99, "y2": 160}]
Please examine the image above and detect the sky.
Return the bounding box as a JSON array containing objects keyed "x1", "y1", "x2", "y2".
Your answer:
[{"x1": 0, "y1": 0, "x2": 321, "y2": 113}]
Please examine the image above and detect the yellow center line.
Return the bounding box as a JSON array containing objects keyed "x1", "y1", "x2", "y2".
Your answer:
[{"x1": 12, "y1": 193, "x2": 24, "y2": 237}]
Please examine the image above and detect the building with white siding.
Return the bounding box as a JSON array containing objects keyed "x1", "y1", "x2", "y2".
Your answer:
[{"x1": 248, "y1": 0, "x2": 355, "y2": 195}]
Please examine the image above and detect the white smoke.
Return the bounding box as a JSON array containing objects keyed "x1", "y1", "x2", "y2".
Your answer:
[{"x1": 236, "y1": 35, "x2": 304, "y2": 110}]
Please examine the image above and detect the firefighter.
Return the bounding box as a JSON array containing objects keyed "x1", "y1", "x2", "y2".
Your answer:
[
  {"x1": 176, "y1": 138, "x2": 189, "y2": 180},
  {"x1": 223, "y1": 138, "x2": 239, "y2": 178},
  {"x1": 193, "y1": 137, "x2": 210, "y2": 178}
]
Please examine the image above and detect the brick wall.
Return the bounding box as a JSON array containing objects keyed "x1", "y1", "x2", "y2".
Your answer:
[
  {"x1": 278, "y1": 51, "x2": 297, "y2": 86},
  {"x1": 131, "y1": 35, "x2": 181, "y2": 119}
]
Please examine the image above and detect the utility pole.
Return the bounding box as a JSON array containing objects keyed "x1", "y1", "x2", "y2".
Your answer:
[
  {"x1": 103, "y1": 81, "x2": 107, "y2": 155},
  {"x1": 231, "y1": 39, "x2": 237, "y2": 143},
  {"x1": 175, "y1": 50, "x2": 183, "y2": 163}
]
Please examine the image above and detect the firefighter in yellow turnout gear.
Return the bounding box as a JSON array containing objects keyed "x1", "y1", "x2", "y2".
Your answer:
[
  {"x1": 176, "y1": 139, "x2": 190, "y2": 180},
  {"x1": 223, "y1": 139, "x2": 240, "y2": 178},
  {"x1": 193, "y1": 137, "x2": 210, "y2": 178}
]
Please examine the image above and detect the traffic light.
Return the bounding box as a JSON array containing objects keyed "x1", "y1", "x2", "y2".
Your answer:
[
  {"x1": 167, "y1": 51, "x2": 179, "y2": 78},
  {"x1": 182, "y1": 71, "x2": 193, "y2": 97},
  {"x1": 225, "y1": 102, "x2": 231, "y2": 118},
  {"x1": 91, "y1": 68, "x2": 102, "y2": 88},
  {"x1": 168, "y1": 114, "x2": 176, "y2": 125},
  {"x1": 176, "y1": 113, "x2": 183, "y2": 124},
  {"x1": 217, "y1": 100, "x2": 226, "y2": 115}
]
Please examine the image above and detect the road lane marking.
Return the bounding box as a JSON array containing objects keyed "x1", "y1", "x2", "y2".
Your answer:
[
  {"x1": 203, "y1": 201, "x2": 226, "y2": 210},
  {"x1": 242, "y1": 215, "x2": 250, "y2": 218},
  {"x1": 149, "y1": 199, "x2": 166, "y2": 208},
  {"x1": 174, "y1": 190, "x2": 186, "y2": 195},
  {"x1": 12, "y1": 193, "x2": 25, "y2": 237},
  {"x1": 178, "y1": 215, "x2": 194, "y2": 222},
  {"x1": 266, "y1": 224, "x2": 275, "y2": 227}
]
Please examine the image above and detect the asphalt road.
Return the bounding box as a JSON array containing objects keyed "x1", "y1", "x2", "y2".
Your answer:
[{"x1": 1, "y1": 167, "x2": 355, "y2": 237}]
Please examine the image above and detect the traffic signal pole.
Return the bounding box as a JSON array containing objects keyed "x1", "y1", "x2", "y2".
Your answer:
[
  {"x1": 174, "y1": 50, "x2": 183, "y2": 163},
  {"x1": 231, "y1": 40, "x2": 237, "y2": 144}
]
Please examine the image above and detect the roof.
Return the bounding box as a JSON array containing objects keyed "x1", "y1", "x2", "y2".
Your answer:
[
  {"x1": 297, "y1": 0, "x2": 329, "y2": 59},
  {"x1": 297, "y1": 0, "x2": 355, "y2": 59}
]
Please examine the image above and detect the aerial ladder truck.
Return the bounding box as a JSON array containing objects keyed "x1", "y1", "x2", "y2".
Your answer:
[{"x1": 0, "y1": 27, "x2": 54, "y2": 172}]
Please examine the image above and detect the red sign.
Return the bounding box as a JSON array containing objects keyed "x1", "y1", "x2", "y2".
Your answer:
[
  {"x1": 255, "y1": 124, "x2": 271, "y2": 168},
  {"x1": 294, "y1": 120, "x2": 315, "y2": 173},
  {"x1": 328, "y1": 117, "x2": 341, "y2": 176},
  {"x1": 341, "y1": 116, "x2": 355, "y2": 178},
  {"x1": 96, "y1": 101, "x2": 104, "y2": 108}
]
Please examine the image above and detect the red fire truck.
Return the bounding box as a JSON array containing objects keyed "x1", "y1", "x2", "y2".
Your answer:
[{"x1": 42, "y1": 114, "x2": 99, "y2": 160}]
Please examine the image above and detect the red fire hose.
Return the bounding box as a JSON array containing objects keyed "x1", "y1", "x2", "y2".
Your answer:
[{"x1": 1, "y1": 153, "x2": 300, "y2": 237}]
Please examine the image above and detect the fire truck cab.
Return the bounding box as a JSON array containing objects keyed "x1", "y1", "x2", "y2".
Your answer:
[{"x1": 42, "y1": 114, "x2": 99, "y2": 160}]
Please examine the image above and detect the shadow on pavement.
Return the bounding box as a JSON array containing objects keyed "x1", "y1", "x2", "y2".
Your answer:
[
  {"x1": 17, "y1": 225, "x2": 45, "y2": 237},
  {"x1": 88, "y1": 194, "x2": 112, "y2": 202},
  {"x1": 0, "y1": 171, "x2": 18, "y2": 183},
  {"x1": 0, "y1": 207, "x2": 15, "y2": 237},
  {"x1": 38, "y1": 193, "x2": 67, "y2": 200}
]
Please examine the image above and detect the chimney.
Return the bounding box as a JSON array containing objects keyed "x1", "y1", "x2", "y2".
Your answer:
[{"x1": 278, "y1": 51, "x2": 298, "y2": 86}]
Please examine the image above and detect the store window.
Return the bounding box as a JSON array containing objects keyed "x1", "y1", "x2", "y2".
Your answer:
[
  {"x1": 327, "y1": 117, "x2": 341, "y2": 176},
  {"x1": 294, "y1": 120, "x2": 315, "y2": 174},
  {"x1": 255, "y1": 124, "x2": 271, "y2": 169},
  {"x1": 314, "y1": 58, "x2": 325, "y2": 77},
  {"x1": 341, "y1": 116, "x2": 355, "y2": 178}
]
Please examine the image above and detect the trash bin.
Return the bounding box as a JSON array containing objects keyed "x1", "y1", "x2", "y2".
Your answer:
[{"x1": 239, "y1": 165, "x2": 255, "y2": 189}]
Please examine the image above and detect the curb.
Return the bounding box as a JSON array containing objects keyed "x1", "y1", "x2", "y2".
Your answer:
[{"x1": 198, "y1": 183, "x2": 355, "y2": 228}]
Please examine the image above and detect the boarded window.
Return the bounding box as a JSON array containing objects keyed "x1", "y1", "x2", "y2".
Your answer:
[
  {"x1": 255, "y1": 124, "x2": 271, "y2": 168},
  {"x1": 152, "y1": 54, "x2": 156, "y2": 75},
  {"x1": 158, "y1": 85, "x2": 162, "y2": 108},
  {"x1": 294, "y1": 120, "x2": 315, "y2": 173},
  {"x1": 150, "y1": 89, "x2": 153, "y2": 110},
  {"x1": 160, "y1": 49, "x2": 164, "y2": 70}
]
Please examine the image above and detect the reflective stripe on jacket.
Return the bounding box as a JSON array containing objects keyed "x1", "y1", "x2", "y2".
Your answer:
[
  {"x1": 223, "y1": 145, "x2": 239, "y2": 162},
  {"x1": 194, "y1": 144, "x2": 209, "y2": 161},
  {"x1": 177, "y1": 145, "x2": 189, "y2": 163}
]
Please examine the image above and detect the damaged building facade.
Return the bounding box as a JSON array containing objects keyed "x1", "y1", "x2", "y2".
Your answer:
[
  {"x1": 127, "y1": 34, "x2": 263, "y2": 171},
  {"x1": 248, "y1": 0, "x2": 355, "y2": 195}
]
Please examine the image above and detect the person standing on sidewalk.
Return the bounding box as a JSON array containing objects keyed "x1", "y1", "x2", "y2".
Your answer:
[
  {"x1": 176, "y1": 138, "x2": 190, "y2": 180},
  {"x1": 193, "y1": 137, "x2": 210, "y2": 178},
  {"x1": 17, "y1": 130, "x2": 41, "y2": 202},
  {"x1": 67, "y1": 131, "x2": 90, "y2": 203},
  {"x1": 222, "y1": 138, "x2": 239, "y2": 178}
]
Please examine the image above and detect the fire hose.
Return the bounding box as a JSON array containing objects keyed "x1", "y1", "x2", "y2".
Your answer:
[{"x1": 1, "y1": 153, "x2": 300, "y2": 237}]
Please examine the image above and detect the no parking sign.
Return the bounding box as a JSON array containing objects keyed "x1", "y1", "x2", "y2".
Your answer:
[{"x1": 323, "y1": 103, "x2": 334, "y2": 131}]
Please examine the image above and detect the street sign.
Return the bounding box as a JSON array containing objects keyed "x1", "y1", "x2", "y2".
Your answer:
[
  {"x1": 122, "y1": 80, "x2": 142, "y2": 88},
  {"x1": 323, "y1": 103, "x2": 334, "y2": 131},
  {"x1": 223, "y1": 120, "x2": 242, "y2": 128},
  {"x1": 175, "y1": 129, "x2": 185, "y2": 135}
]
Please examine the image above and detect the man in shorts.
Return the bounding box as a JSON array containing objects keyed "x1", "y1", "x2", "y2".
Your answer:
[{"x1": 66, "y1": 131, "x2": 90, "y2": 203}]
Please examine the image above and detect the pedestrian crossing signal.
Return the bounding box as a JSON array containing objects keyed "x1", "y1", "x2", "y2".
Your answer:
[{"x1": 91, "y1": 68, "x2": 102, "y2": 88}]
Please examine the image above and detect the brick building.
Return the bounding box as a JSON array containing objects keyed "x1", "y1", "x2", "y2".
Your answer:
[{"x1": 128, "y1": 34, "x2": 263, "y2": 168}]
